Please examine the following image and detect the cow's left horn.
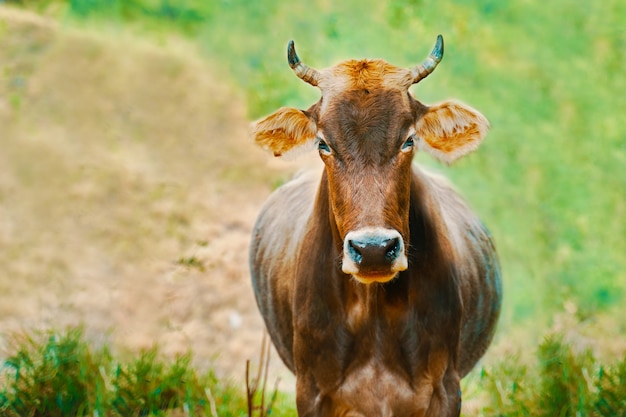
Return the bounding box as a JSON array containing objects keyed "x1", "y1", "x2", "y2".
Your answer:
[
  {"x1": 287, "y1": 40, "x2": 321, "y2": 87},
  {"x1": 411, "y1": 34, "x2": 444, "y2": 84}
]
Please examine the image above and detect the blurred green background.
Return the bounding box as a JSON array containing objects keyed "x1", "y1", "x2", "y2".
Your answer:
[
  {"x1": 35, "y1": 0, "x2": 624, "y2": 330},
  {"x1": 3, "y1": 0, "x2": 625, "y2": 354}
]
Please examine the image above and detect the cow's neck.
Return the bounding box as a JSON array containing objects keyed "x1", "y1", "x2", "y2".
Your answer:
[
  {"x1": 294, "y1": 166, "x2": 463, "y2": 389},
  {"x1": 306, "y1": 167, "x2": 460, "y2": 317}
]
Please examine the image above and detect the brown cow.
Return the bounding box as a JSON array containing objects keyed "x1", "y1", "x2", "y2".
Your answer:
[{"x1": 250, "y1": 36, "x2": 502, "y2": 417}]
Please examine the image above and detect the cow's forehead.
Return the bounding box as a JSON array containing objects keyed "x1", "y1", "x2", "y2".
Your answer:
[
  {"x1": 318, "y1": 59, "x2": 414, "y2": 95},
  {"x1": 316, "y1": 59, "x2": 415, "y2": 121}
]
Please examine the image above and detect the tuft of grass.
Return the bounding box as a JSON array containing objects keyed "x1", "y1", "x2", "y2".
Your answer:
[
  {"x1": 175, "y1": 256, "x2": 206, "y2": 272},
  {"x1": 0, "y1": 328, "x2": 111, "y2": 416},
  {"x1": 477, "y1": 355, "x2": 532, "y2": 417},
  {"x1": 537, "y1": 335, "x2": 594, "y2": 417},
  {"x1": 0, "y1": 327, "x2": 299, "y2": 416},
  {"x1": 111, "y1": 348, "x2": 205, "y2": 416},
  {"x1": 474, "y1": 334, "x2": 626, "y2": 417},
  {"x1": 0, "y1": 327, "x2": 289, "y2": 416},
  {"x1": 594, "y1": 355, "x2": 626, "y2": 417}
]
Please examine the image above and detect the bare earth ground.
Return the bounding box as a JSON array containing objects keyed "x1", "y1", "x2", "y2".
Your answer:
[{"x1": 0, "y1": 6, "x2": 310, "y2": 390}]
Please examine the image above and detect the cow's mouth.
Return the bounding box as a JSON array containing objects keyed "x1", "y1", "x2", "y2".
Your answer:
[{"x1": 352, "y1": 271, "x2": 399, "y2": 284}]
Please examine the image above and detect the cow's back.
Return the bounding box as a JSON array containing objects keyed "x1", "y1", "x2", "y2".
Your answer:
[{"x1": 249, "y1": 169, "x2": 321, "y2": 371}]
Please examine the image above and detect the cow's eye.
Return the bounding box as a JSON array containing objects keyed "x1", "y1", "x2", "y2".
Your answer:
[
  {"x1": 318, "y1": 138, "x2": 332, "y2": 155},
  {"x1": 402, "y1": 134, "x2": 416, "y2": 151}
]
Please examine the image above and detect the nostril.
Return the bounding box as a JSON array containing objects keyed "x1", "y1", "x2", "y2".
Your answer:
[
  {"x1": 384, "y1": 237, "x2": 401, "y2": 261},
  {"x1": 348, "y1": 240, "x2": 363, "y2": 264}
]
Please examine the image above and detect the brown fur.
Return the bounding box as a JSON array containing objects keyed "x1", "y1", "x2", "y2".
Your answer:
[
  {"x1": 416, "y1": 100, "x2": 490, "y2": 164},
  {"x1": 250, "y1": 52, "x2": 501, "y2": 417},
  {"x1": 253, "y1": 107, "x2": 317, "y2": 157},
  {"x1": 326, "y1": 60, "x2": 413, "y2": 91}
]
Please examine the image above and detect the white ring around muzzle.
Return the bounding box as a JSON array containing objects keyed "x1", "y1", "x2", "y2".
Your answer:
[{"x1": 342, "y1": 227, "x2": 408, "y2": 283}]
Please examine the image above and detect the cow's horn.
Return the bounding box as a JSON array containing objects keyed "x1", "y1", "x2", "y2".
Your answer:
[
  {"x1": 288, "y1": 40, "x2": 321, "y2": 87},
  {"x1": 411, "y1": 34, "x2": 444, "y2": 84}
]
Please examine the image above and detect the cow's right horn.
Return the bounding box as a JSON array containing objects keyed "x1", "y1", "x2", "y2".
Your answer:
[{"x1": 287, "y1": 40, "x2": 321, "y2": 87}]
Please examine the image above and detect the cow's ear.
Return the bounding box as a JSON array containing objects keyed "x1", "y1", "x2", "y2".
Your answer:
[
  {"x1": 252, "y1": 107, "x2": 318, "y2": 158},
  {"x1": 415, "y1": 100, "x2": 490, "y2": 164}
]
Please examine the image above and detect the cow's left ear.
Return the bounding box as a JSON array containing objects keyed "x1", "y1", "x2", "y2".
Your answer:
[
  {"x1": 252, "y1": 107, "x2": 318, "y2": 158},
  {"x1": 415, "y1": 100, "x2": 490, "y2": 164}
]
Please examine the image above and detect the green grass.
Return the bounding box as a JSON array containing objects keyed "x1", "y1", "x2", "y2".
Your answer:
[
  {"x1": 475, "y1": 335, "x2": 626, "y2": 417},
  {"x1": 0, "y1": 327, "x2": 214, "y2": 416},
  {"x1": 1, "y1": 327, "x2": 625, "y2": 416},
  {"x1": 0, "y1": 327, "x2": 297, "y2": 416}
]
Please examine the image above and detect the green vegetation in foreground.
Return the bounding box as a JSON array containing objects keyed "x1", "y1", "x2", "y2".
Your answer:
[
  {"x1": 476, "y1": 335, "x2": 626, "y2": 417},
  {"x1": 0, "y1": 327, "x2": 296, "y2": 417},
  {"x1": 1, "y1": 328, "x2": 625, "y2": 416}
]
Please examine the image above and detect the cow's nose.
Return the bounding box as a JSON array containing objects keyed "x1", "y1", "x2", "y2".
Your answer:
[
  {"x1": 348, "y1": 236, "x2": 401, "y2": 267},
  {"x1": 342, "y1": 229, "x2": 408, "y2": 282}
]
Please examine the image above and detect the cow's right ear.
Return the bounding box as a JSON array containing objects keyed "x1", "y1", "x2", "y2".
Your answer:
[{"x1": 252, "y1": 107, "x2": 318, "y2": 158}]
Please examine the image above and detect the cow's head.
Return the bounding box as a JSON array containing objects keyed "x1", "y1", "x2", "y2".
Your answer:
[{"x1": 253, "y1": 36, "x2": 489, "y2": 284}]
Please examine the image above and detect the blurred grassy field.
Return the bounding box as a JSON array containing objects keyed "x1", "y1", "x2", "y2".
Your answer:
[
  {"x1": 0, "y1": 3, "x2": 292, "y2": 382},
  {"x1": 206, "y1": 0, "x2": 626, "y2": 339},
  {"x1": 1, "y1": 0, "x2": 625, "y2": 415},
  {"x1": 18, "y1": 0, "x2": 622, "y2": 346}
]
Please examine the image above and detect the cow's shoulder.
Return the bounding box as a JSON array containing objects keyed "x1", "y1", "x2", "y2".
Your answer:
[{"x1": 252, "y1": 168, "x2": 321, "y2": 263}]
